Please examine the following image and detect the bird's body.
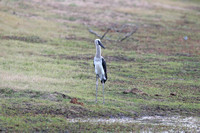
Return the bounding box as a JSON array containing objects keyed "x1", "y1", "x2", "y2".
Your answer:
[
  {"x1": 94, "y1": 56, "x2": 107, "y2": 83},
  {"x1": 93, "y1": 39, "x2": 107, "y2": 104}
]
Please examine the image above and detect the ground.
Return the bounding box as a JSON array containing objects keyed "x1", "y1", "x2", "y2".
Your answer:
[{"x1": 0, "y1": 0, "x2": 200, "y2": 132}]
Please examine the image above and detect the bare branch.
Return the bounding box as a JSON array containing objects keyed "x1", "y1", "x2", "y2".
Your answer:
[
  {"x1": 101, "y1": 28, "x2": 111, "y2": 40},
  {"x1": 88, "y1": 24, "x2": 138, "y2": 42},
  {"x1": 88, "y1": 28, "x2": 102, "y2": 38},
  {"x1": 119, "y1": 26, "x2": 138, "y2": 42},
  {"x1": 88, "y1": 28, "x2": 113, "y2": 41}
]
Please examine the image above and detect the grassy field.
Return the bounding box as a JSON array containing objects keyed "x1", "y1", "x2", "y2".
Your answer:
[{"x1": 0, "y1": 0, "x2": 200, "y2": 132}]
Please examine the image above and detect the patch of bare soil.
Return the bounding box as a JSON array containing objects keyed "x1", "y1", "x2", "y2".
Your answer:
[
  {"x1": 1, "y1": 102, "x2": 91, "y2": 118},
  {"x1": 70, "y1": 98, "x2": 84, "y2": 106},
  {"x1": 121, "y1": 87, "x2": 200, "y2": 117},
  {"x1": 42, "y1": 54, "x2": 92, "y2": 61},
  {"x1": 0, "y1": 88, "x2": 92, "y2": 118},
  {"x1": 106, "y1": 56, "x2": 135, "y2": 62},
  {"x1": 28, "y1": 0, "x2": 151, "y2": 27},
  {"x1": 123, "y1": 88, "x2": 148, "y2": 96},
  {"x1": 140, "y1": 105, "x2": 200, "y2": 117},
  {"x1": 188, "y1": 6, "x2": 200, "y2": 12},
  {"x1": 65, "y1": 36, "x2": 92, "y2": 42},
  {"x1": 0, "y1": 35, "x2": 46, "y2": 43},
  {"x1": 0, "y1": 88, "x2": 70, "y2": 101},
  {"x1": 0, "y1": 88, "x2": 126, "y2": 118}
]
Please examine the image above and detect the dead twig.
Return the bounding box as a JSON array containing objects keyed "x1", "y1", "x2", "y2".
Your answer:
[
  {"x1": 88, "y1": 28, "x2": 102, "y2": 38},
  {"x1": 88, "y1": 24, "x2": 138, "y2": 42},
  {"x1": 119, "y1": 26, "x2": 138, "y2": 42},
  {"x1": 101, "y1": 28, "x2": 111, "y2": 40},
  {"x1": 88, "y1": 28, "x2": 112, "y2": 41}
]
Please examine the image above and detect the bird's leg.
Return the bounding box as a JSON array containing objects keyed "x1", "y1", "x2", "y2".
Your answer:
[
  {"x1": 96, "y1": 75, "x2": 98, "y2": 104},
  {"x1": 102, "y1": 82, "x2": 105, "y2": 105}
]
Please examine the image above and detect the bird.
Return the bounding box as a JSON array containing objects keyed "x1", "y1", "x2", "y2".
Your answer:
[{"x1": 93, "y1": 39, "x2": 107, "y2": 104}]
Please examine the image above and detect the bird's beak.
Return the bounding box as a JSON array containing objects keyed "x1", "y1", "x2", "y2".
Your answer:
[{"x1": 98, "y1": 40, "x2": 105, "y2": 49}]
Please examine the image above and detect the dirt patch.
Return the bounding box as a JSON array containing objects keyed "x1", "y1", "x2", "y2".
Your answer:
[
  {"x1": 1, "y1": 102, "x2": 91, "y2": 118},
  {"x1": 42, "y1": 54, "x2": 92, "y2": 61},
  {"x1": 1, "y1": 88, "x2": 199, "y2": 119},
  {"x1": 0, "y1": 35, "x2": 46, "y2": 43},
  {"x1": 181, "y1": 96, "x2": 200, "y2": 103},
  {"x1": 0, "y1": 88, "x2": 92, "y2": 118},
  {"x1": 188, "y1": 6, "x2": 200, "y2": 12},
  {"x1": 0, "y1": 88, "x2": 70, "y2": 102},
  {"x1": 123, "y1": 88, "x2": 148, "y2": 96},
  {"x1": 0, "y1": 88, "x2": 16, "y2": 97},
  {"x1": 140, "y1": 105, "x2": 200, "y2": 117},
  {"x1": 65, "y1": 36, "x2": 92, "y2": 42},
  {"x1": 70, "y1": 98, "x2": 84, "y2": 106},
  {"x1": 0, "y1": 88, "x2": 126, "y2": 118},
  {"x1": 106, "y1": 56, "x2": 135, "y2": 62}
]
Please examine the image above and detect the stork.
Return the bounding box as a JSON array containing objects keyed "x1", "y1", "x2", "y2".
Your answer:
[{"x1": 93, "y1": 39, "x2": 107, "y2": 104}]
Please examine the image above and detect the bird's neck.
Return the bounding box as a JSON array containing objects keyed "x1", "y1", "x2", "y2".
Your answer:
[{"x1": 96, "y1": 45, "x2": 101, "y2": 58}]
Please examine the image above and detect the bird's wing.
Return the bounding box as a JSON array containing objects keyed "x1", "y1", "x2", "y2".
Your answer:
[{"x1": 102, "y1": 57, "x2": 107, "y2": 82}]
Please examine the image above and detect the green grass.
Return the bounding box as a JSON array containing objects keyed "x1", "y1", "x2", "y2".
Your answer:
[{"x1": 0, "y1": 0, "x2": 200, "y2": 132}]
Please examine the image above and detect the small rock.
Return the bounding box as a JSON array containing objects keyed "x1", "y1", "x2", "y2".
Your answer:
[
  {"x1": 184, "y1": 36, "x2": 188, "y2": 40},
  {"x1": 123, "y1": 90, "x2": 130, "y2": 94},
  {"x1": 170, "y1": 92, "x2": 176, "y2": 96},
  {"x1": 155, "y1": 94, "x2": 162, "y2": 96}
]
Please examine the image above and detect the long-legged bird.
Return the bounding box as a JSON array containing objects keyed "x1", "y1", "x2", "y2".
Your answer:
[{"x1": 93, "y1": 39, "x2": 107, "y2": 104}]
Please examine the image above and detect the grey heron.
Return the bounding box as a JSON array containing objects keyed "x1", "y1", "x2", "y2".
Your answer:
[{"x1": 93, "y1": 39, "x2": 107, "y2": 104}]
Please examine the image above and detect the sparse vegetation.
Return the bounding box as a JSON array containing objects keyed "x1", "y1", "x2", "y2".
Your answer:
[{"x1": 0, "y1": 0, "x2": 199, "y2": 132}]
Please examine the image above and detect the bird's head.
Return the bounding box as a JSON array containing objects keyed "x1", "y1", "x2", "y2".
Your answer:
[{"x1": 95, "y1": 39, "x2": 105, "y2": 49}]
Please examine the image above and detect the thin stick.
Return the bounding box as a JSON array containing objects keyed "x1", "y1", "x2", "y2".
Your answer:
[
  {"x1": 88, "y1": 28, "x2": 102, "y2": 38},
  {"x1": 88, "y1": 28, "x2": 112, "y2": 41},
  {"x1": 119, "y1": 26, "x2": 138, "y2": 42},
  {"x1": 101, "y1": 28, "x2": 111, "y2": 40}
]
